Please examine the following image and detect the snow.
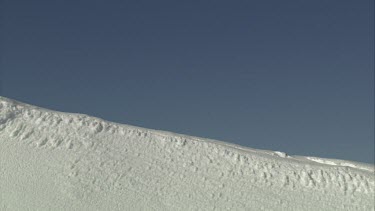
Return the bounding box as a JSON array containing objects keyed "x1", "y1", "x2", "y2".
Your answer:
[{"x1": 0, "y1": 96, "x2": 374, "y2": 210}]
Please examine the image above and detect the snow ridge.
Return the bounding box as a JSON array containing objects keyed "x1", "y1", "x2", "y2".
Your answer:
[{"x1": 0, "y1": 96, "x2": 374, "y2": 210}]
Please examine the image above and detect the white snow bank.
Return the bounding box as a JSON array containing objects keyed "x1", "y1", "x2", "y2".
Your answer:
[{"x1": 0, "y1": 96, "x2": 374, "y2": 210}]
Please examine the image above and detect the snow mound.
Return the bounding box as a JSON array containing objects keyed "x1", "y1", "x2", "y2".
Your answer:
[{"x1": 0, "y1": 96, "x2": 374, "y2": 210}]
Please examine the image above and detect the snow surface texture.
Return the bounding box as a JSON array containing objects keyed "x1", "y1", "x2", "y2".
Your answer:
[{"x1": 0, "y1": 96, "x2": 374, "y2": 211}]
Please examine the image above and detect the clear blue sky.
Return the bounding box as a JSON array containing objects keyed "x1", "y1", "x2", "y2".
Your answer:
[{"x1": 1, "y1": 0, "x2": 374, "y2": 163}]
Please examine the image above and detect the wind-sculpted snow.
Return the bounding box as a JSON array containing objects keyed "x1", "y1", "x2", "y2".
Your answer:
[{"x1": 0, "y1": 97, "x2": 374, "y2": 210}]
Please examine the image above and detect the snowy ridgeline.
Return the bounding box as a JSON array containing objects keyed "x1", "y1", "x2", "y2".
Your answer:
[{"x1": 0, "y1": 96, "x2": 374, "y2": 211}]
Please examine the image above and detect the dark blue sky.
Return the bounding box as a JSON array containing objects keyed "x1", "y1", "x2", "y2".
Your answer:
[{"x1": 1, "y1": 0, "x2": 374, "y2": 163}]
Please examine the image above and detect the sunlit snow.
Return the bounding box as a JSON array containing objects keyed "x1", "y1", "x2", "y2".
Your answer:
[{"x1": 0, "y1": 96, "x2": 374, "y2": 210}]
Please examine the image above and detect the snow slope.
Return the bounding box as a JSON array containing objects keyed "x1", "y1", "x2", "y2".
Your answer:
[{"x1": 0, "y1": 96, "x2": 374, "y2": 210}]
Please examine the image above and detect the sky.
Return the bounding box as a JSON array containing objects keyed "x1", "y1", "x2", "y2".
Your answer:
[{"x1": 1, "y1": 0, "x2": 374, "y2": 163}]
